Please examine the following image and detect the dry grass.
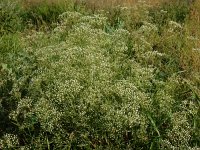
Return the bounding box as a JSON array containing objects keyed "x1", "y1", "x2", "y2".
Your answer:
[
  {"x1": 21, "y1": 0, "x2": 67, "y2": 8},
  {"x1": 181, "y1": 0, "x2": 200, "y2": 75},
  {"x1": 180, "y1": 49, "x2": 200, "y2": 73},
  {"x1": 187, "y1": 0, "x2": 200, "y2": 36},
  {"x1": 21, "y1": 0, "x2": 168, "y2": 9}
]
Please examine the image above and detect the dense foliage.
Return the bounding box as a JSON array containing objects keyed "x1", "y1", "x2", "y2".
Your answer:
[{"x1": 0, "y1": 0, "x2": 200, "y2": 149}]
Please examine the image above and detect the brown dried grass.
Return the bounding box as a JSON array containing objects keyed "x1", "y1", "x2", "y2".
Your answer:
[
  {"x1": 181, "y1": 0, "x2": 200, "y2": 74},
  {"x1": 21, "y1": 0, "x2": 66, "y2": 8},
  {"x1": 21, "y1": 0, "x2": 168, "y2": 9}
]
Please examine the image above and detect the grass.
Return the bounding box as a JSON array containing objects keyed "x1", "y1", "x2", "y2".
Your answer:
[{"x1": 0, "y1": 0, "x2": 200, "y2": 149}]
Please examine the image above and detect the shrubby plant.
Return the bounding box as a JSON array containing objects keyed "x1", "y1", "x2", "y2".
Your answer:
[{"x1": 0, "y1": 1, "x2": 199, "y2": 149}]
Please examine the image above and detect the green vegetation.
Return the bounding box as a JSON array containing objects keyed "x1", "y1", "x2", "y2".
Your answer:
[{"x1": 0, "y1": 0, "x2": 200, "y2": 149}]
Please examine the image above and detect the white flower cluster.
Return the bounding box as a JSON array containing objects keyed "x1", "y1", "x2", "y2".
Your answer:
[
  {"x1": 34, "y1": 98, "x2": 62, "y2": 132},
  {"x1": 138, "y1": 21, "x2": 158, "y2": 34},
  {"x1": 23, "y1": 10, "x2": 157, "y2": 138},
  {"x1": 168, "y1": 20, "x2": 183, "y2": 33},
  {"x1": 0, "y1": 134, "x2": 19, "y2": 149}
]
